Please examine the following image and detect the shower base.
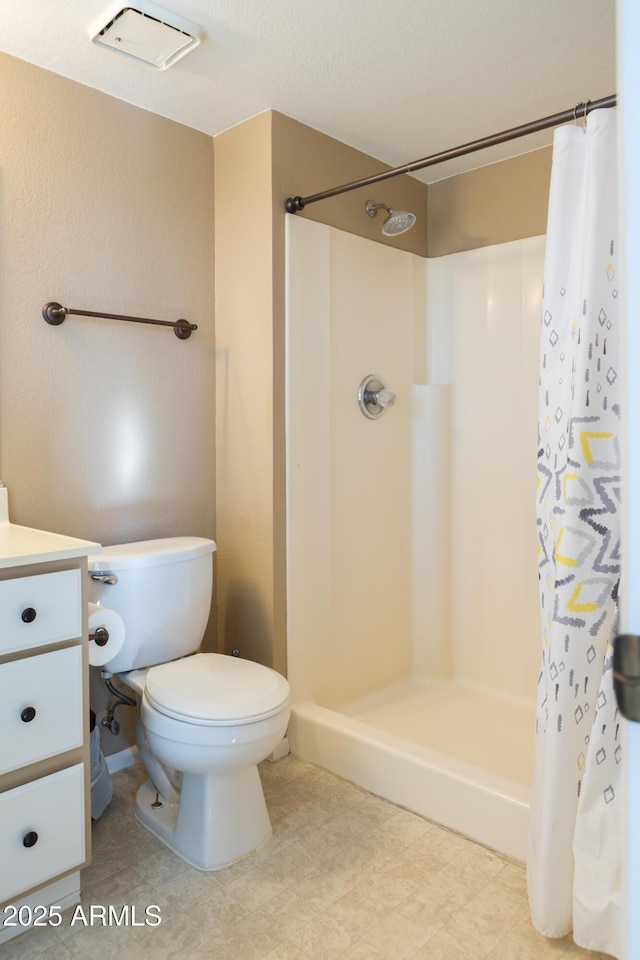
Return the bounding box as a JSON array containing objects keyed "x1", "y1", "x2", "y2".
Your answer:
[{"x1": 288, "y1": 679, "x2": 534, "y2": 861}]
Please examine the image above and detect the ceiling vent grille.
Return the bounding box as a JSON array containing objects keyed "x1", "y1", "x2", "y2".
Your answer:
[{"x1": 88, "y1": 1, "x2": 205, "y2": 70}]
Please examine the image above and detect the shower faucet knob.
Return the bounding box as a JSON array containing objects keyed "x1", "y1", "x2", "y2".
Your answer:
[
  {"x1": 358, "y1": 375, "x2": 396, "y2": 419},
  {"x1": 375, "y1": 389, "x2": 396, "y2": 409}
]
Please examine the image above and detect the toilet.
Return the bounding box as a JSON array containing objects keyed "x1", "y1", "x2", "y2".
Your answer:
[{"x1": 87, "y1": 537, "x2": 290, "y2": 870}]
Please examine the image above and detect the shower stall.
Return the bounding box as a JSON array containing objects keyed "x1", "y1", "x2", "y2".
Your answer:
[{"x1": 285, "y1": 214, "x2": 545, "y2": 860}]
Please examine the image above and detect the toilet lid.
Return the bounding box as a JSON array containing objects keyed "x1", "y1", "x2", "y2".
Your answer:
[{"x1": 144, "y1": 653, "x2": 290, "y2": 726}]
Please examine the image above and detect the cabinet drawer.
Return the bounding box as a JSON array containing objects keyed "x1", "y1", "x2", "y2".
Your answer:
[
  {"x1": 0, "y1": 764, "x2": 85, "y2": 903},
  {"x1": 0, "y1": 646, "x2": 83, "y2": 776},
  {"x1": 0, "y1": 570, "x2": 81, "y2": 656}
]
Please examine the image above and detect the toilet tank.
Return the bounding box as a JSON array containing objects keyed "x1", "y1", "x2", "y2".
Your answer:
[{"x1": 87, "y1": 537, "x2": 216, "y2": 673}]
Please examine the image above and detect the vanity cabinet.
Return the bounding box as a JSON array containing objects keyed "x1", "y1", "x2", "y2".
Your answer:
[{"x1": 0, "y1": 493, "x2": 100, "y2": 941}]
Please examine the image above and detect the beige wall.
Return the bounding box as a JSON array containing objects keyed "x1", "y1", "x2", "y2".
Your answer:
[
  {"x1": 215, "y1": 109, "x2": 428, "y2": 674},
  {"x1": 214, "y1": 113, "x2": 278, "y2": 669},
  {"x1": 272, "y1": 112, "x2": 428, "y2": 256},
  {"x1": 428, "y1": 147, "x2": 552, "y2": 256},
  {"x1": 0, "y1": 53, "x2": 216, "y2": 754}
]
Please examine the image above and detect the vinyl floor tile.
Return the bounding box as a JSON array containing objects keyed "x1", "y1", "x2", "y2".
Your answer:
[{"x1": 2, "y1": 755, "x2": 616, "y2": 960}]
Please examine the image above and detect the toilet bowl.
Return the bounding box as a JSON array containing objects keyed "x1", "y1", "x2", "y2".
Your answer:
[{"x1": 88, "y1": 538, "x2": 291, "y2": 869}]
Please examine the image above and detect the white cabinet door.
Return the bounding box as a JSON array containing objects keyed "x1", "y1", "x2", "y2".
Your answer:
[{"x1": 0, "y1": 764, "x2": 85, "y2": 902}]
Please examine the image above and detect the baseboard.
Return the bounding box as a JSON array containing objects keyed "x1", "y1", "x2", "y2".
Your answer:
[{"x1": 105, "y1": 745, "x2": 139, "y2": 774}]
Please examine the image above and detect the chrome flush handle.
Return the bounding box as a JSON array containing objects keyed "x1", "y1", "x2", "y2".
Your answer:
[{"x1": 90, "y1": 572, "x2": 118, "y2": 585}]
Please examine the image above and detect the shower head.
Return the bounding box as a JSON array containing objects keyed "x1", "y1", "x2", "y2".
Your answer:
[{"x1": 365, "y1": 200, "x2": 416, "y2": 236}]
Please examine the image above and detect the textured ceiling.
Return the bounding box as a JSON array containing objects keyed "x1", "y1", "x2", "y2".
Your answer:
[{"x1": 0, "y1": 0, "x2": 616, "y2": 182}]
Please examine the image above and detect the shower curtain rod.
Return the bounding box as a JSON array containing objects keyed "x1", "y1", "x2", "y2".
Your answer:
[{"x1": 284, "y1": 94, "x2": 617, "y2": 213}]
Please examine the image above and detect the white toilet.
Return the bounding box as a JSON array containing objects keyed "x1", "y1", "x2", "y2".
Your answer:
[{"x1": 87, "y1": 537, "x2": 291, "y2": 870}]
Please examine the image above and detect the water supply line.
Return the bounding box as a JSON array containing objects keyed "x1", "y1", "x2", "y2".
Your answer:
[{"x1": 101, "y1": 673, "x2": 137, "y2": 736}]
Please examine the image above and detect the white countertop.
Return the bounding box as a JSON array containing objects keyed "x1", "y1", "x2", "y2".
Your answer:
[{"x1": 0, "y1": 488, "x2": 101, "y2": 568}]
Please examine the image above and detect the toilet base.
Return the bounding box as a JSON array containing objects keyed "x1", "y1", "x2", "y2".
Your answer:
[{"x1": 135, "y1": 764, "x2": 273, "y2": 870}]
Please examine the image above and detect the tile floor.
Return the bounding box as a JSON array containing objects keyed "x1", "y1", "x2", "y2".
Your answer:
[{"x1": 4, "y1": 755, "x2": 615, "y2": 960}]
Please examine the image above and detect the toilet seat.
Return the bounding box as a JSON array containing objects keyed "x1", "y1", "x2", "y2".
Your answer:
[{"x1": 144, "y1": 653, "x2": 290, "y2": 727}]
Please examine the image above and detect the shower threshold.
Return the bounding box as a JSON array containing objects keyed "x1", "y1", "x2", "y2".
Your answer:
[{"x1": 288, "y1": 679, "x2": 534, "y2": 862}]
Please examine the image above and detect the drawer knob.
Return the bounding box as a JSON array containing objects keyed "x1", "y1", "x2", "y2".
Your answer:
[
  {"x1": 23, "y1": 831, "x2": 38, "y2": 848},
  {"x1": 21, "y1": 607, "x2": 37, "y2": 624},
  {"x1": 21, "y1": 706, "x2": 37, "y2": 723}
]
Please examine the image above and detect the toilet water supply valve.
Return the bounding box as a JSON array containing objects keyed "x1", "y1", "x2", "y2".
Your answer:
[{"x1": 100, "y1": 671, "x2": 137, "y2": 736}]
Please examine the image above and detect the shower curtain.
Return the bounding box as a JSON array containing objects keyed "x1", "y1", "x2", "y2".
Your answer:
[{"x1": 528, "y1": 107, "x2": 621, "y2": 957}]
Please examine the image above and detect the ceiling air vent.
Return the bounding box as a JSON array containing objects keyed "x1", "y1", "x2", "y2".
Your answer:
[{"x1": 88, "y1": 1, "x2": 205, "y2": 70}]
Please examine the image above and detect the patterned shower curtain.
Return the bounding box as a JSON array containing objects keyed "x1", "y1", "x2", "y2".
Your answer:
[{"x1": 528, "y1": 107, "x2": 621, "y2": 957}]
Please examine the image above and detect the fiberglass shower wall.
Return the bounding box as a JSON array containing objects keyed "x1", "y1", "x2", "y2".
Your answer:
[
  {"x1": 286, "y1": 215, "x2": 419, "y2": 709},
  {"x1": 286, "y1": 215, "x2": 543, "y2": 714},
  {"x1": 424, "y1": 237, "x2": 544, "y2": 702}
]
